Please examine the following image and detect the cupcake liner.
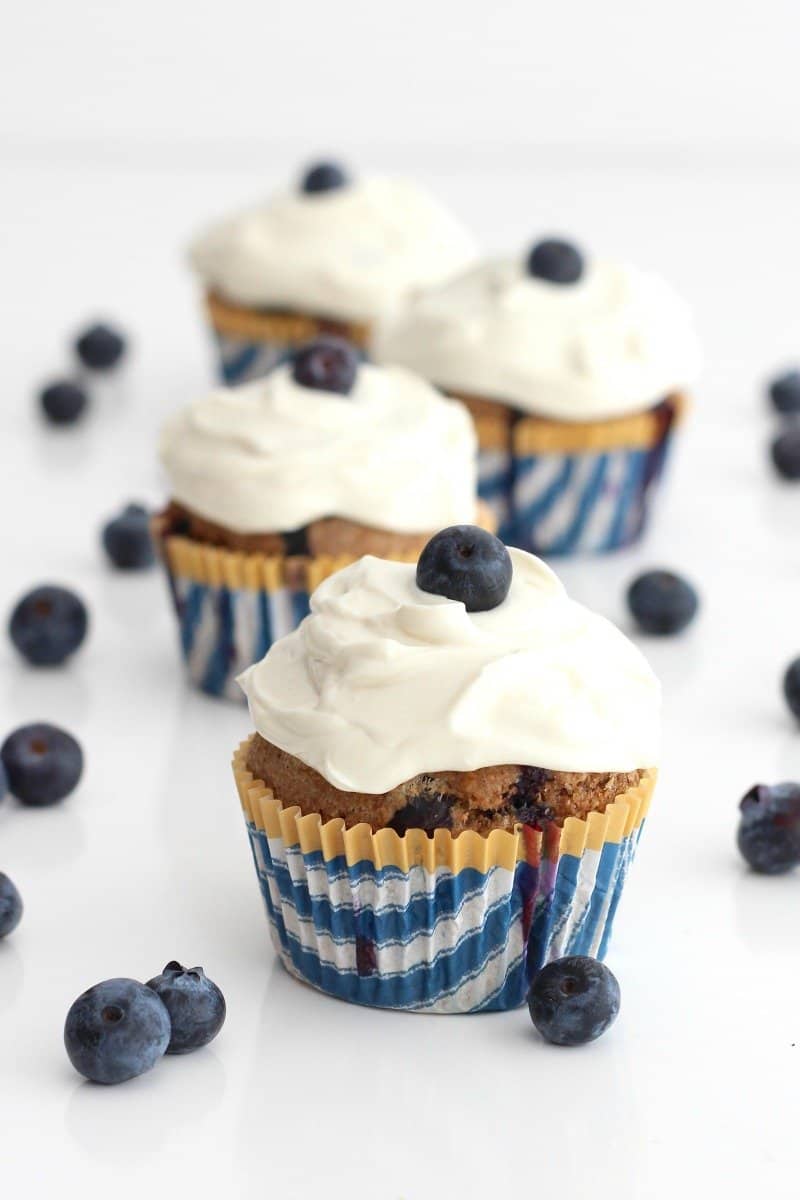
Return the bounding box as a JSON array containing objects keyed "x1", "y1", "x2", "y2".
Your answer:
[
  {"x1": 204, "y1": 292, "x2": 371, "y2": 386},
  {"x1": 155, "y1": 531, "x2": 370, "y2": 701},
  {"x1": 233, "y1": 740, "x2": 656, "y2": 1013},
  {"x1": 460, "y1": 395, "x2": 684, "y2": 555}
]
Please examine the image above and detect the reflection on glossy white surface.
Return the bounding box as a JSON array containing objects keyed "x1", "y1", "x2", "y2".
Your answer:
[{"x1": 2, "y1": 153, "x2": 800, "y2": 1200}]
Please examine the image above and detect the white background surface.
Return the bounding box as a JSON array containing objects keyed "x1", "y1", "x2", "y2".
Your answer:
[{"x1": 2, "y1": 3, "x2": 800, "y2": 1197}]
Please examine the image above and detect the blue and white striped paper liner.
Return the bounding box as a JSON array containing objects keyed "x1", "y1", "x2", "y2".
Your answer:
[
  {"x1": 212, "y1": 331, "x2": 293, "y2": 386},
  {"x1": 243, "y1": 816, "x2": 644, "y2": 1014},
  {"x1": 165, "y1": 569, "x2": 310, "y2": 701}
]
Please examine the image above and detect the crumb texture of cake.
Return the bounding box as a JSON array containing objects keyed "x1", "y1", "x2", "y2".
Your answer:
[
  {"x1": 158, "y1": 361, "x2": 478, "y2": 538},
  {"x1": 245, "y1": 733, "x2": 645, "y2": 832}
]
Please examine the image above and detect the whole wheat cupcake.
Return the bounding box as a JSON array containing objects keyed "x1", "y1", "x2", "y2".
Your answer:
[
  {"x1": 234, "y1": 525, "x2": 660, "y2": 1012},
  {"x1": 155, "y1": 338, "x2": 486, "y2": 699},
  {"x1": 189, "y1": 159, "x2": 476, "y2": 385},
  {"x1": 375, "y1": 237, "x2": 700, "y2": 555}
]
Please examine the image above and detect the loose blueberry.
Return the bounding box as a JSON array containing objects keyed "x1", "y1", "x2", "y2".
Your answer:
[
  {"x1": 1, "y1": 723, "x2": 83, "y2": 806},
  {"x1": 416, "y1": 526, "x2": 512, "y2": 613},
  {"x1": 526, "y1": 238, "x2": 584, "y2": 285},
  {"x1": 39, "y1": 380, "x2": 88, "y2": 425},
  {"x1": 737, "y1": 783, "x2": 800, "y2": 874},
  {"x1": 768, "y1": 370, "x2": 800, "y2": 415},
  {"x1": 0, "y1": 873, "x2": 23, "y2": 938},
  {"x1": 146, "y1": 961, "x2": 226, "y2": 1054},
  {"x1": 9, "y1": 584, "x2": 88, "y2": 666},
  {"x1": 292, "y1": 336, "x2": 358, "y2": 395},
  {"x1": 784, "y1": 657, "x2": 800, "y2": 721},
  {"x1": 64, "y1": 978, "x2": 171, "y2": 1084},
  {"x1": 75, "y1": 322, "x2": 126, "y2": 371},
  {"x1": 528, "y1": 956, "x2": 620, "y2": 1046},
  {"x1": 771, "y1": 428, "x2": 800, "y2": 480},
  {"x1": 627, "y1": 570, "x2": 698, "y2": 635},
  {"x1": 102, "y1": 503, "x2": 155, "y2": 569},
  {"x1": 300, "y1": 161, "x2": 350, "y2": 194}
]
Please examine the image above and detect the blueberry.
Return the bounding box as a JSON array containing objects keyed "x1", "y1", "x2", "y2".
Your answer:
[
  {"x1": 627, "y1": 570, "x2": 698, "y2": 635},
  {"x1": 784, "y1": 657, "x2": 800, "y2": 721},
  {"x1": 768, "y1": 370, "x2": 800, "y2": 415},
  {"x1": 64, "y1": 978, "x2": 171, "y2": 1084},
  {"x1": 771, "y1": 428, "x2": 800, "y2": 480},
  {"x1": 416, "y1": 526, "x2": 512, "y2": 613},
  {"x1": 737, "y1": 783, "x2": 800, "y2": 874},
  {"x1": 526, "y1": 238, "x2": 585, "y2": 285},
  {"x1": 9, "y1": 584, "x2": 88, "y2": 666},
  {"x1": 0, "y1": 873, "x2": 23, "y2": 938},
  {"x1": 528, "y1": 956, "x2": 620, "y2": 1046},
  {"x1": 1, "y1": 723, "x2": 83, "y2": 806},
  {"x1": 146, "y1": 961, "x2": 226, "y2": 1054},
  {"x1": 300, "y1": 161, "x2": 350, "y2": 194},
  {"x1": 292, "y1": 336, "x2": 358, "y2": 395},
  {"x1": 39, "y1": 380, "x2": 88, "y2": 425},
  {"x1": 75, "y1": 322, "x2": 126, "y2": 370},
  {"x1": 102, "y1": 503, "x2": 155, "y2": 570}
]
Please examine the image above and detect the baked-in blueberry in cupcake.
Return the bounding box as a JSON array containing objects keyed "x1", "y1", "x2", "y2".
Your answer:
[
  {"x1": 189, "y1": 160, "x2": 476, "y2": 385},
  {"x1": 155, "y1": 341, "x2": 487, "y2": 699},
  {"x1": 375, "y1": 238, "x2": 700, "y2": 555},
  {"x1": 234, "y1": 526, "x2": 659, "y2": 1012}
]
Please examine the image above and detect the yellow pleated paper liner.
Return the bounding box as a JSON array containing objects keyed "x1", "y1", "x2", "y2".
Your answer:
[
  {"x1": 233, "y1": 736, "x2": 656, "y2": 1011},
  {"x1": 205, "y1": 290, "x2": 371, "y2": 348}
]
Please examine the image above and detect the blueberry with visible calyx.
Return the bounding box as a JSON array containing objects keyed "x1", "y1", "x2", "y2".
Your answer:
[
  {"x1": 75, "y1": 322, "x2": 126, "y2": 370},
  {"x1": 9, "y1": 584, "x2": 88, "y2": 666},
  {"x1": 528, "y1": 956, "x2": 620, "y2": 1046},
  {"x1": 64, "y1": 978, "x2": 171, "y2": 1084},
  {"x1": 416, "y1": 526, "x2": 512, "y2": 613},
  {"x1": 627, "y1": 570, "x2": 698, "y2": 635},
  {"x1": 771, "y1": 428, "x2": 800, "y2": 480},
  {"x1": 768, "y1": 370, "x2": 800, "y2": 415},
  {"x1": 1, "y1": 723, "x2": 83, "y2": 806},
  {"x1": 39, "y1": 380, "x2": 88, "y2": 425},
  {"x1": 737, "y1": 783, "x2": 800, "y2": 874},
  {"x1": 0, "y1": 874, "x2": 22, "y2": 938},
  {"x1": 292, "y1": 337, "x2": 358, "y2": 395},
  {"x1": 784, "y1": 658, "x2": 800, "y2": 721},
  {"x1": 300, "y1": 161, "x2": 350, "y2": 194},
  {"x1": 527, "y1": 238, "x2": 584, "y2": 285},
  {"x1": 102, "y1": 503, "x2": 155, "y2": 569},
  {"x1": 146, "y1": 961, "x2": 226, "y2": 1054}
]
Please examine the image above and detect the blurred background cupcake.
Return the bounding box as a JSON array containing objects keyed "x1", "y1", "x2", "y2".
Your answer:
[
  {"x1": 155, "y1": 338, "x2": 486, "y2": 700},
  {"x1": 375, "y1": 237, "x2": 700, "y2": 556},
  {"x1": 234, "y1": 526, "x2": 660, "y2": 1012},
  {"x1": 189, "y1": 159, "x2": 477, "y2": 385}
]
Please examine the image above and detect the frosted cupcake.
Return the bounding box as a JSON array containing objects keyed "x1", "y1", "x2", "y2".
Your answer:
[
  {"x1": 155, "y1": 338, "x2": 485, "y2": 700},
  {"x1": 234, "y1": 525, "x2": 659, "y2": 1012},
  {"x1": 375, "y1": 237, "x2": 700, "y2": 555},
  {"x1": 189, "y1": 160, "x2": 476, "y2": 385}
]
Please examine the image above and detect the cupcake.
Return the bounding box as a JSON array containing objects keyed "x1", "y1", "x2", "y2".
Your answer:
[
  {"x1": 189, "y1": 160, "x2": 476, "y2": 385},
  {"x1": 234, "y1": 525, "x2": 659, "y2": 1012},
  {"x1": 155, "y1": 339, "x2": 485, "y2": 700},
  {"x1": 375, "y1": 237, "x2": 700, "y2": 555}
]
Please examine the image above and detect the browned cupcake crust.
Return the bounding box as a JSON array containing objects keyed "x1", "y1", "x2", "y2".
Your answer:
[
  {"x1": 158, "y1": 501, "x2": 495, "y2": 559},
  {"x1": 245, "y1": 733, "x2": 646, "y2": 835}
]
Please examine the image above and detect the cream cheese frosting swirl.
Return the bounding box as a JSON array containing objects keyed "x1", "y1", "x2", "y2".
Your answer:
[
  {"x1": 374, "y1": 255, "x2": 701, "y2": 421},
  {"x1": 238, "y1": 550, "x2": 660, "y2": 792},
  {"x1": 189, "y1": 177, "x2": 477, "y2": 323},
  {"x1": 159, "y1": 362, "x2": 478, "y2": 534}
]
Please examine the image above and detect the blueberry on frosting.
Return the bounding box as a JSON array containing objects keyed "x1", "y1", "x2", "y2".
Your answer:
[
  {"x1": 416, "y1": 525, "x2": 512, "y2": 612},
  {"x1": 300, "y1": 160, "x2": 350, "y2": 194},
  {"x1": 526, "y1": 238, "x2": 584, "y2": 285},
  {"x1": 292, "y1": 336, "x2": 359, "y2": 395}
]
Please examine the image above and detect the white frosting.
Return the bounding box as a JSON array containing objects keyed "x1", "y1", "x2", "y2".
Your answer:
[
  {"x1": 374, "y1": 255, "x2": 701, "y2": 421},
  {"x1": 239, "y1": 550, "x2": 660, "y2": 792},
  {"x1": 189, "y1": 177, "x2": 477, "y2": 323},
  {"x1": 159, "y1": 363, "x2": 478, "y2": 534}
]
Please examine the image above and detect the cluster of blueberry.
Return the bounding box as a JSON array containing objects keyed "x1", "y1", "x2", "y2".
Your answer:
[
  {"x1": 769, "y1": 369, "x2": 800, "y2": 480},
  {"x1": 38, "y1": 322, "x2": 127, "y2": 425}
]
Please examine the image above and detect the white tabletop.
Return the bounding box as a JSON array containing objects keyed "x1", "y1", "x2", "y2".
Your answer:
[{"x1": 1, "y1": 152, "x2": 799, "y2": 1200}]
